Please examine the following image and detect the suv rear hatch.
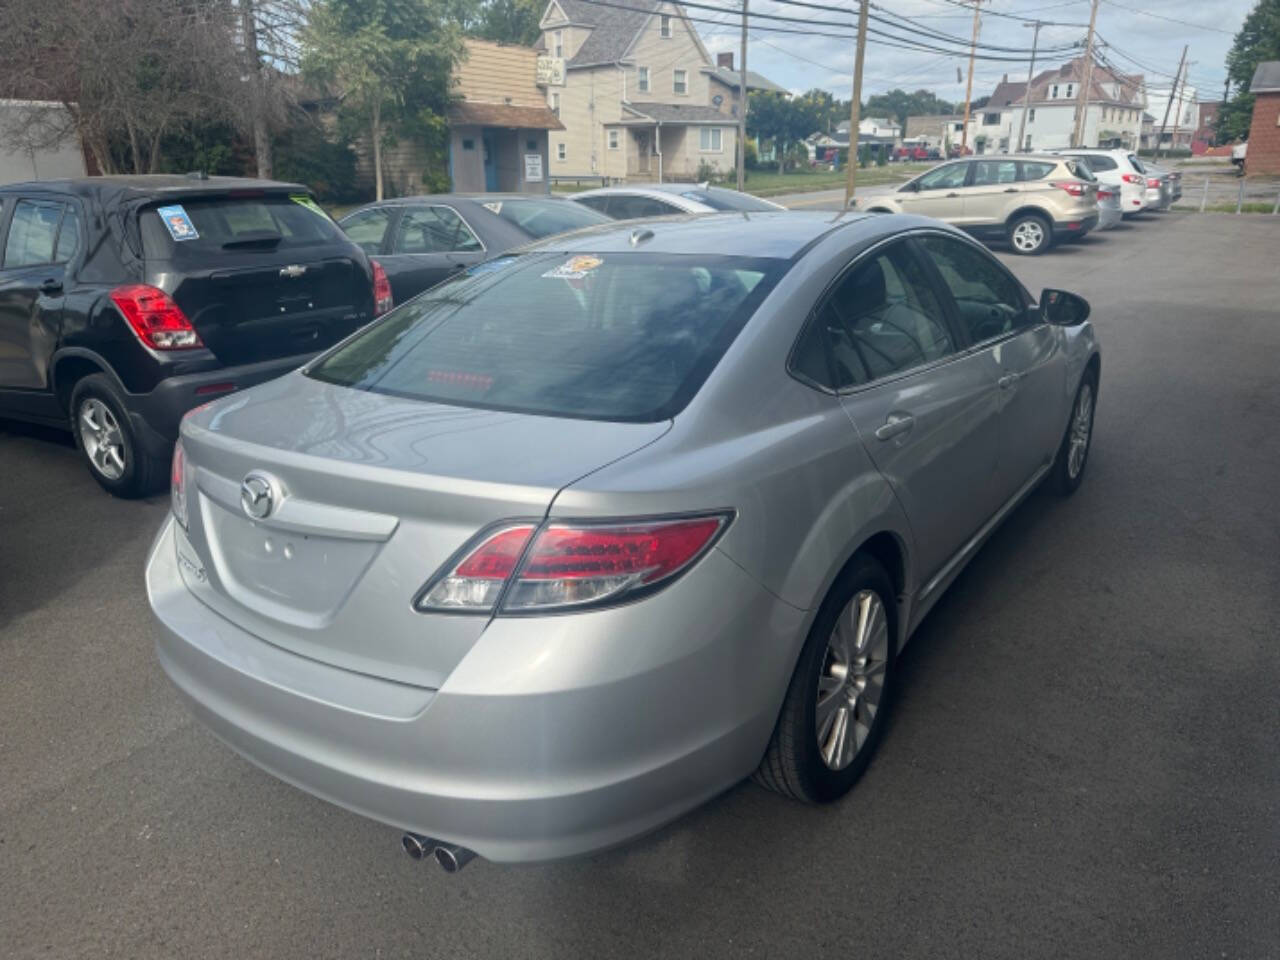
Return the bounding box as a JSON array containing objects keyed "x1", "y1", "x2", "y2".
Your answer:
[{"x1": 139, "y1": 190, "x2": 375, "y2": 366}]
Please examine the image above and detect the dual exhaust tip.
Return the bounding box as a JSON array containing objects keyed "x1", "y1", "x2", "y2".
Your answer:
[{"x1": 401, "y1": 832, "x2": 477, "y2": 873}]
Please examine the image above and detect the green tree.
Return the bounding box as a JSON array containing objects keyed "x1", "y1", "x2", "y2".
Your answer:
[
  {"x1": 747, "y1": 91, "x2": 819, "y2": 173},
  {"x1": 472, "y1": 0, "x2": 543, "y2": 44},
  {"x1": 303, "y1": 0, "x2": 462, "y2": 200},
  {"x1": 1217, "y1": 0, "x2": 1280, "y2": 142},
  {"x1": 864, "y1": 88, "x2": 955, "y2": 127}
]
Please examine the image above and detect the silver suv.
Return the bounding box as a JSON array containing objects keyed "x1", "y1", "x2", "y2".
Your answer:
[{"x1": 857, "y1": 155, "x2": 1100, "y2": 255}]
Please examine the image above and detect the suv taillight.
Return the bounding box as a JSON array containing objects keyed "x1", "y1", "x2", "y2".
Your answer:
[
  {"x1": 1147, "y1": 177, "x2": 1160, "y2": 189},
  {"x1": 110, "y1": 284, "x2": 202, "y2": 350},
  {"x1": 1051, "y1": 180, "x2": 1086, "y2": 197},
  {"x1": 171, "y1": 440, "x2": 188, "y2": 529},
  {"x1": 1121, "y1": 173, "x2": 1143, "y2": 184},
  {"x1": 371, "y1": 259, "x2": 393, "y2": 315},
  {"x1": 415, "y1": 514, "x2": 732, "y2": 614}
]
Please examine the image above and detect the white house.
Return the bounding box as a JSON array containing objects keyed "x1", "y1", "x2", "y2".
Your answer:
[
  {"x1": 0, "y1": 100, "x2": 87, "y2": 185},
  {"x1": 966, "y1": 58, "x2": 1146, "y2": 153}
]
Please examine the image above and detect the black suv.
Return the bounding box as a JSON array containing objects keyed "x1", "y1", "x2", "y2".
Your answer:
[{"x1": 0, "y1": 175, "x2": 389, "y2": 496}]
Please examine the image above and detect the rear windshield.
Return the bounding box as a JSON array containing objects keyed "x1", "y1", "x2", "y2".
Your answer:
[
  {"x1": 678, "y1": 189, "x2": 779, "y2": 212},
  {"x1": 481, "y1": 198, "x2": 609, "y2": 239},
  {"x1": 140, "y1": 194, "x2": 344, "y2": 258},
  {"x1": 307, "y1": 251, "x2": 784, "y2": 422}
]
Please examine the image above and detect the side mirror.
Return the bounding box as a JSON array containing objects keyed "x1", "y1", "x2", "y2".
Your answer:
[{"x1": 1040, "y1": 288, "x2": 1090, "y2": 326}]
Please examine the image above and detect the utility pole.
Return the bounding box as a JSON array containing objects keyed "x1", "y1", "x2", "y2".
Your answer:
[
  {"x1": 843, "y1": 0, "x2": 870, "y2": 208},
  {"x1": 240, "y1": 0, "x2": 272, "y2": 179},
  {"x1": 1154, "y1": 46, "x2": 1187, "y2": 160},
  {"x1": 1167, "y1": 59, "x2": 1193, "y2": 157},
  {"x1": 1070, "y1": 0, "x2": 1100, "y2": 148},
  {"x1": 960, "y1": 0, "x2": 982, "y2": 153},
  {"x1": 1016, "y1": 20, "x2": 1042, "y2": 153},
  {"x1": 737, "y1": 0, "x2": 748, "y2": 192}
]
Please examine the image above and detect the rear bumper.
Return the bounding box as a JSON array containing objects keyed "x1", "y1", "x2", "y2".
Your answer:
[
  {"x1": 1054, "y1": 213, "x2": 1099, "y2": 237},
  {"x1": 123, "y1": 352, "x2": 316, "y2": 455},
  {"x1": 146, "y1": 517, "x2": 804, "y2": 863}
]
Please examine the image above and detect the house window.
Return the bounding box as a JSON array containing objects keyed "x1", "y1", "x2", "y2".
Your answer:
[
  {"x1": 1066, "y1": 84, "x2": 1074, "y2": 98},
  {"x1": 549, "y1": 92, "x2": 560, "y2": 115},
  {"x1": 608, "y1": 129, "x2": 620, "y2": 150},
  {"x1": 462, "y1": 138, "x2": 475, "y2": 150},
  {"x1": 527, "y1": 138, "x2": 538, "y2": 150},
  {"x1": 553, "y1": 30, "x2": 563, "y2": 58},
  {"x1": 1025, "y1": 134, "x2": 1032, "y2": 150},
  {"x1": 673, "y1": 69, "x2": 687, "y2": 95},
  {"x1": 983, "y1": 112, "x2": 1000, "y2": 126},
  {"x1": 699, "y1": 127, "x2": 722, "y2": 151},
  {"x1": 660, "y1": 14, "x2": 672, "y2": 37},
  {"x1": 1028, "y1": 108, "x2": 1035, "y2": 122},
  {"x1": 638, "y1": 66, "x2": 650, "y2": 93},
  {"x1": 557, "y1": 142, "x2": 566, "y2": 161},
  {"x1": 1051, "y1": 84, "x2": 1059, "y2": 98}
]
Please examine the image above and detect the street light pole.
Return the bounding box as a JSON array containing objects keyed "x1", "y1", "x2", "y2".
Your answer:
[{"x1": 1016, "y1": 20, "x2": 1042, "y2": 153}]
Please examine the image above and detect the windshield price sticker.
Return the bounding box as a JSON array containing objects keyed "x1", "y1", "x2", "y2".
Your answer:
[
  {"x1": 156, "y1": 205, "x2": 199, "y2": 241},
  {"x1": 542, "y1": 255, "x2": 602, "y2": 280}
]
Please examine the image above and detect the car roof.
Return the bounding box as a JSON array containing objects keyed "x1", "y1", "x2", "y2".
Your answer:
[
  {"x1": 518, "y1": 210, "x2": 886, "y2": 259},
  {"x1": 0, "y1": 174, "x2": 310, "y2": 200}
]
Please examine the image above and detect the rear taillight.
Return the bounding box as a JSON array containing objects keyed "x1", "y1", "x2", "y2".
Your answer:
[
  {"x1": 1121, "y1": 173, "x2": 1143, "y2": 184},
  {"x1": 415, "y1": 513, "x2": 732, "y2": 614},
  {"x1": 1097, "y1": 190, "x2": 1113, "y2": 199},
  {"x1": 1051, "y1": 180, "x2": 1086, "y2": 197},
  {"x1": 110, "y1": 284, "x2": 202, "y2": 349},
  {"x1": 171, "y1": 440, "x2": 188, "y2": 529},
  {"x1": 370, "y1": 259, "x2": 393, "y2": 315},
  {"x1": 1147, "y1": 178, "x2": 1160, "y2": 189}
]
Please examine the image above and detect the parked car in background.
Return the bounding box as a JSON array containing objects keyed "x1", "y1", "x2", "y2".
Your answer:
[
  {"x1": 148, "y1": 210, "x2": 1100, "y2": 868},
  {"x1": 1094, "y1": 187, "x2": 1123, "y2": 230},
  {"x1": 0, "y1": 175, "x2": 384, "y2": 497},
  {"x1": 570, "y1": 183, "x2": 785, "y2": 219},
  {"x1": 855, "y1": 154, "x2": 1099, "y2": 255},
  {"x1": 893, "y1": 145, "x2": 930, "y2": 162},
  {"x1": 1232, "y1": 141, "x2": 1247, "y2": 174},
  {"x1": 1055, "y1": 149, "x2": 1148, "y2": 216},
  {"x1": 339, "y1": 194, "x2": 610, "y2": 303},
  {"x1": 1143, "y1": 161, "x2": 1181, "y2": 203}
]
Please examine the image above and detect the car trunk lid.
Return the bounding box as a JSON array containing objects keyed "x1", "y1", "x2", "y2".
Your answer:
[{"x1": 176, "y1": 373, "x2": 670, "y2": 688}]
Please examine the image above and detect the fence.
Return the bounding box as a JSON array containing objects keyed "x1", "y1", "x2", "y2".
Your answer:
[{"x1": 1183, "y1": 175, "x2": 1280, "y2": 214}]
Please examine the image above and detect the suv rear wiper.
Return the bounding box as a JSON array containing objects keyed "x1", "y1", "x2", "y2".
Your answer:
[{"x1": 222, "y1": 231, "x2": 283, "y2": 249}]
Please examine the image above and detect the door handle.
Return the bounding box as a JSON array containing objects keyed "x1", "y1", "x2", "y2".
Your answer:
[
  {"x1": 1003, "y1": 188, "x2": 1019, "y2": 193},
  {"x1": 998, "y1": 373, "x2": 1022, "y2": 390},
  {"x1": 39, "y1": 278, "x2": 63, "y2": 294},
  {"x1": 874, "y1": 413, "x2": 915, "y2": 441}
]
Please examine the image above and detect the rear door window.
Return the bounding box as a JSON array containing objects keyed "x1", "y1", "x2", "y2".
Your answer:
[
  {"x1": 392, "y1": 205, "x2": 483, "y2": 254},
  {"x1": 1020, "y1": 161, "x2": 1057, "y2": 181},
  {"x1": 678, "y1": 189, "x2": 779, "y2": 212},
  {"x1": 573, "y1": 196, "x2": 613, "y2": 216},
  {"x1": 4, "y1": 200, "x2": 61, "y2": 267},
  {"x1": 1084, "y1": 154, "x2": 1117, "y2": 171},
  {"x1": 971, "y1": 161, "x2": 1018, "y2": 185},
  {"x1": 608, "y1": 195, "x2": 682, "y2": 219},
  {"x1": 484, "y1": 198, "x2": 609, "y2": 238},
  {"x1": 54, "y1": 205, "x2": 82, "y2": 262},
  {"x1": 140, "y1": 195, "x2": 343, "y2": 259},
  {"x1": 307, "y1": 252, "x2": 783, "y2": 421},
  {"x1": 341, "y1": 207, "x2": 393, "y2": 255}
]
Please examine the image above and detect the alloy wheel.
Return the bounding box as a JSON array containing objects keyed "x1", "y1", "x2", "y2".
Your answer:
[
  {"x1": 1012, "y1": 219, "x2": 1045, "y2": 253},
  {"x1": 79, "y1": 398, "x2": 127, "y2": 481},
  {"x1": 816, "y1": 589, "x2": 889, "y2": 771},
  {"x1": 1067, "y1": 382, "x2": 1094, "y2": 480}
]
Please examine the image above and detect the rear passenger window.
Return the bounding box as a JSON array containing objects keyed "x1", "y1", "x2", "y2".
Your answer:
[
  {"x1": 972, "y1": 161, "x2": 1018, "y2": 185},
  {"x1": 393, "y1": 206, "x2": 482, "y2": 254},
  {"x1": 341, "y1": 207, "x2": 392, "y2": 254},
  {"x1": 918, "y1": 235, "x2": 1030, "y2": 342},
  {"x1": 4, "y1": 200, "x2": 61, "y2": 267},
  {"x1": 609, "y1": 195, "x2": 680, "y2": 219},
  {"x1": 1084, "y1": 154, "x2": 1117, "y2": 171},
  {"x1": 573, "y1": 196, "x2": 612, "y2": 215},
  {"x1": 55, "y1": 206, "x2": 82, "y2": 262},
  {"x1": 1020, "y1": 161, "x2": 1056, "y2": 181},
  {"x1": 794, "y1": 241, "x2": 955, "y2": 389}
]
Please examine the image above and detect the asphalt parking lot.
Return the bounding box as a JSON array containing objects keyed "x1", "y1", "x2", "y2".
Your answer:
[{"x1": 2, "y1": 212, "x2": 1278, "y2": 959}]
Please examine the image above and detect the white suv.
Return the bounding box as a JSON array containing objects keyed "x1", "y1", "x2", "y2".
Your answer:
[{"x1": 1056, "y1": 149, "x2": 1149, "y2": 216}]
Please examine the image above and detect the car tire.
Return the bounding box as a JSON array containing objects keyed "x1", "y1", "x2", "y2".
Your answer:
[
  {"x1": 70, "y1": 374, "x2": 168, "y2": 498},
  {"x1": 755, "y1": 554, "x2": 898, "y2": 804},
  {"x1": 1007, "y1": 212, "x2": 1052, "y2": 255},
  {"x1": 1050, "y1": 368, "x2": 1098, "y2": 497}
]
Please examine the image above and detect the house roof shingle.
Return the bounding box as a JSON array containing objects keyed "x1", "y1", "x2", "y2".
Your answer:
[
  {"x1": 706, "y1": 65, "x2": 787, "y2": 95},
  {"x1": 622, "y1": 101, "x2": 739, "y2": 124},
  {"x1": 555, "y1": 0, "x2": 662, "y2": 69},
  {"x1": 1250, "y1": 60, "x2": 1280, "y2": 93},
  {"x1": 448, "y1": 101, "x2": 565, "y2": 130}
]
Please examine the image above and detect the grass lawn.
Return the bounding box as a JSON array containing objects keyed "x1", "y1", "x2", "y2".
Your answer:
[{"x1": 737, "y1": 164, "x2": 929, "y2": 197}]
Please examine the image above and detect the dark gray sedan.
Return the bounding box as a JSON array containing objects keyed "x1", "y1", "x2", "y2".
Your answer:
[{"x1": 338, "y1": 194, "x2": 610, "y2": 302}]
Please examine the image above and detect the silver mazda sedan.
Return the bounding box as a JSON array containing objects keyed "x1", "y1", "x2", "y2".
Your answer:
[{"x1": 147, "y1": 212, "x2": 1100, "y2": 869}]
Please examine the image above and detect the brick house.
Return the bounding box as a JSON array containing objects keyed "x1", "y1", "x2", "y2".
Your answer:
[
  {"x1": 537, "y1": 0, "x2": 780, "y2": 181},
  {"x1": 1245, "y1": 61, "x2": 1280, "y2": 176},
  {"x1": 1192, "y1": 101, "x2": 1222, "y2": 152}
]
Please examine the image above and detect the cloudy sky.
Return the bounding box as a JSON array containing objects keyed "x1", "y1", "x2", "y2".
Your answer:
[{"x1": 696, "y1": 0, "x2": 1254, "y2": 108}]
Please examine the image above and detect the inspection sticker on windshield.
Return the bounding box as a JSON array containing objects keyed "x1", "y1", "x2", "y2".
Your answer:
[
  {"x1": 542, "y1": 255, "x2": 602, "y2": 280},
  {"x1": 468, "y1": 256, "x2": 517, "y2": 276},
  {"x1": 289, "y1": 194, "x2": 327, "y2": 217},
  {"x1": 156, "y1": 205, "x2": 199, "y2": 241},
  {"x1": 482, "y1": 201, "x2": 503, "y2": 214}
]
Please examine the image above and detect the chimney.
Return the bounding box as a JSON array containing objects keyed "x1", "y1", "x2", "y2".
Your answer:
[
  {"x1": 1002, "y1": 73, "x2": 1008, "y2": 83},
  {"x1": 718, "y1": 52, "x2": 734, "y2": 71}
]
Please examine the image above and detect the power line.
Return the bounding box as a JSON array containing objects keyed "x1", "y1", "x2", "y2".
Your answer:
[{"x1": 1099, "y1": 0, "x2": 1235, "y2": 35}]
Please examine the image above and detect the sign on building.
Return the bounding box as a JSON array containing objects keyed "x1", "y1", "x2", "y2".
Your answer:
[
  {"x1": 536, "y1": 56, "x2": 565, "y2": 86},
  {"x1": 524, "y1": 152, "x2": 544, "y2": 182}
]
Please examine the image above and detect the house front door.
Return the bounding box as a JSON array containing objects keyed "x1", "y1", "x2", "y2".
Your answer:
[
  {"x1": 635, "y1": 131, "x2": 650, "y2": 173},
  {"x1": 482, "y1": 131, "x2": 498, "y2": 191}
]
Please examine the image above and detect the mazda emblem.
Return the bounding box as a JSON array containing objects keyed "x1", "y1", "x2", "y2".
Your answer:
[{"x1": 240, "y1": 472, "x2": 277, "y2": 520}]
